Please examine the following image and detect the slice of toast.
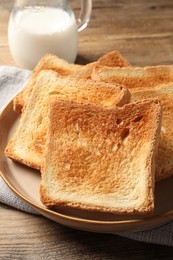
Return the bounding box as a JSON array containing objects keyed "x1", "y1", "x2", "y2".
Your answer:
[
  {"x1": 92, "y1": 65, "x2": 173, "y2": 181},
  {"x1": 131, "y1": 83, "x2": 173, "y2": 181},
  {"x1": 68, "y1": 50, "x2": 130, "y2": 80},
  {"x1": 13, "y1": 53, "x2": 82, "y2": 113},
  {"x1": 13, "y1": 50, "x2": 129, "y2": 113},
  {"x1": 68, "y1": 62, "x2": 97, "y2": 80},
  {"x1": 97, "y1": 50, "x2": 130, "y2": 67},
  {"x1": 92, "y1": 65, "x2": 173, "y2": 90},
  {"x1": 5, "y1": 70, "x2": 131, "y2": 170},
  {"x1": 40, "y1": 99, "x2": 162, "y2": 215}
]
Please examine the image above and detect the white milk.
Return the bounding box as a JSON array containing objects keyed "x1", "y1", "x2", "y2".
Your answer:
[{"x1": 8, "y1": 6, "x2": 78, "y2": 69}]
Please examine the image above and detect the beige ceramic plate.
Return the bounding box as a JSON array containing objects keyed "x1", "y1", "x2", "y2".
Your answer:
[{"x1": 1, "y1": 101, "x2": 173, "y2": 233}]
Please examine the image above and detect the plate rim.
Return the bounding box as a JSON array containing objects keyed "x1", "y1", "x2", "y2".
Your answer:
[{"x1": 2, "y1": 170, "x2": 173, "y2": 230}]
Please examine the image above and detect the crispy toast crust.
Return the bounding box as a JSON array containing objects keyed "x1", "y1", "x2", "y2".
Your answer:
[
  {"x1": 68, "y1": 50, "x2": 130, "y2": 80},
  {"x1": 40, "y1": 99, "x2": 162, "y2": 215},
  {"x1": 132, "y1": 83, "x2": 173, "y2": 181},
  {"x1": 13, "y1": 50, "x2": 130, "y2": 113},
  {"x1": 97, "y1": 50, "x2": 130, "y2": 67},
  {"x1": 92, "y1": 65, "x2": 173, "y2": 181},
  {"x1": 13, "y1": 53, "x2": 82, "y2": 113},
  {"x1": 92, "y1": 65, "x2": 173, "y2": 91}
]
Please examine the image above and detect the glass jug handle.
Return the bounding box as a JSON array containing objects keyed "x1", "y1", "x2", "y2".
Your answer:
[{"x1": 77, "y1": 0, "x2": 92, "y2": 32}]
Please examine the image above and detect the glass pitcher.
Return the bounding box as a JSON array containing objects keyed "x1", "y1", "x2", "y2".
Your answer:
[{"x1": 8, "y1": 0, "x2": 92, "y2": 69}]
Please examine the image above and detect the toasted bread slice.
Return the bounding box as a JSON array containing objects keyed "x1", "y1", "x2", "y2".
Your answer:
[
  {"x1": 40, "y1": 99, "x2": 162, "y2": 215},
  {"x1": 131, "y1": 83, "x2": 173, "y2": 181},
  {"x1": 92, "y1": 65, "x2": 173, "y2": 181},
  {"x1": 68, "y1": 50, "x2": 130, "y2": 80},
  {"x1": 97, "y1": 50, "x2": 130, "y2": 67},
  {"x1": 92, "y1": 65, "x2": 173, "y2": 90},
  {"x1": 68, "y1": 62, "x2": 97, "y2": 80},
  {"x1": 5, "y1": 70, "x2": 131, "y2": 170},
  {"x1": 13, "y1": 53, "x2": 82, "y2": 113},
  {"x1": 13, "y1": 50, "x2": 130, "y2": 112}
]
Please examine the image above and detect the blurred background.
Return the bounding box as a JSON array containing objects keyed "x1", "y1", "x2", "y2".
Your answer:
[{"x1": 0, "y1": 0, "x2": 173, "y2": 66}]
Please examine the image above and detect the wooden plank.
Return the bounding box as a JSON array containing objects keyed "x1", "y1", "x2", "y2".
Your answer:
[{"x1": 1, "y1": 204, "x2": 173, "y2": 259}]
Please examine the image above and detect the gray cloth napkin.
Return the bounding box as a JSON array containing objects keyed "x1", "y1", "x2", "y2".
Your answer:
[{"x1": 0, "y1": 66, "x2": 173, "y2": 246}]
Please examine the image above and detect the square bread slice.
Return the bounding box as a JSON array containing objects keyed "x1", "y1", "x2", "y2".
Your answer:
[
  {"x1": 132, "y1": 83, "x2": 173, "y2": 181},
  {"x1": 97, "y1": 50, "x2": 130, "y2": 67},
  {"x1": 67, "y1": 50, "x2": 130, "y2": 80},
  {"x1": 92, "y1": 65, "x2": 173, "y2": 91},
  {"x1": 5, "y1": 70, "x2": 131, "y2": 170},
  {"x1": 13, "y1": 50, "x2": 129, "y2": 113},
  {"x1": 40, "y1": 99, "x2": 162, "y2": 215},
  {"x1": 92, "y1": 65, "x2": 173, "y2": 182},
  {"x1": 13, "y1": 53, "x2": 82, "y2": 113}
]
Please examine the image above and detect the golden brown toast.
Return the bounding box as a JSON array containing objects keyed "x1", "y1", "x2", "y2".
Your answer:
[
  {"x1": 5, "y1": 70, "x2": 131, "y2": 170},
  {"x1": 13, "y1": 53, "x2": 82, "y2": 113},
  {"x1": 13, "y1": 50, "x2": 129, "y2": 113},
  {"x1": 92, "y1": 65, "x2": 173, "y2": 90},
  {"x1": 40, "y1": 99, "x2": 162, "y2": 214},
  {"x1": 97, "y1": 50, "x2": 130, "y2": 67},
  {"x1": 92, "y1": 65, "x2": 173, "y2": 181},
  {"x1": 68, "y1": 50, "x2": 130, "y2": 80},
  {"x1": 132, "y1": 83, "x2": 173, "y2": 181}
]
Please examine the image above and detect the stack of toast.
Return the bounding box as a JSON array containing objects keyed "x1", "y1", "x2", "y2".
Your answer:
[{"x1": 5, "y1": 49, "x2": 173, "y2": 215}]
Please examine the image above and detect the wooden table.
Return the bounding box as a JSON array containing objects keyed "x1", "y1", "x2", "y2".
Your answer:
[{"x1": 1, "y1": 0, "x2": 173, "y2": 258}]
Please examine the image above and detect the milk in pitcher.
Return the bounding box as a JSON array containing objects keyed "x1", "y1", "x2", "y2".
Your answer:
[{"x1": 8, "y1": 6, "x2": 78, "y2": 69}]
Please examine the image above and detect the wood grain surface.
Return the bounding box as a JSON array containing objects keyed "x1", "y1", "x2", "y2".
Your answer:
[
  {"x1": 1, "y1": 203, "x2": 173, "y2": 259},
  {"x1": 1, "y1": 0, "x2": 173, "y2": 259}
]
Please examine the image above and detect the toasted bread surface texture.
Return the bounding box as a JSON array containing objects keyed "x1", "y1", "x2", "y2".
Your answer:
[
  {"x1": 13, "y1": 50, "x2": 129, "y2": 113},
  {"x1": 13, "y1": 53, "x2": 82, "y2": 113},
  {"x1": 97, "y1": 50, "x2": 130, "y2": 67},
  {"x1": 132, "y1": 83, "x2": 173, "y2": 181},
  {"x1": 92, "y1": 65, "x2": 173, "y2": 90},
  {"x1": 68, "y1": 50, "x2": 130, "y2": 80},
  {"x1": 40, "y1": 99, "x2": 162, "y2": 214},
  {"x1": 5, "y1": 70, "x2": 130, "y2": 170}
]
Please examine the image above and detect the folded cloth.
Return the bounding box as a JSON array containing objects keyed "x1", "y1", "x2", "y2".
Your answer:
[
  {"x1": 0, "y1": 66, "x2": 31, "y2": 110},
  {"x1": 0, "y1": 66, "x2": 173, "y2": 246},
  {"x1": 0, "y1": 176, "x2": 38, "y2": 214},
  {"x1": 0, "y1": 66, "x2": 38, "y2": 214}
]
